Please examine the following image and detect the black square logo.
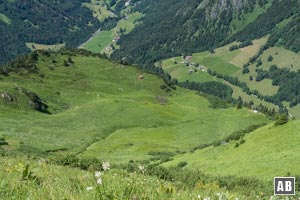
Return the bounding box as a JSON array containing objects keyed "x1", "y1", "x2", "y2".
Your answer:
[{"x1": 274, "y1": 177, "x2": 295, "y2": 195}]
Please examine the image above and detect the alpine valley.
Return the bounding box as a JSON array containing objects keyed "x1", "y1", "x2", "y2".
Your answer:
[{"x1": 0, "y1": 0, "x2": 300, "y2": 199}]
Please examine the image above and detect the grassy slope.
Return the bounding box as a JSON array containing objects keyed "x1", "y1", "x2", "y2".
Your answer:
[
  {"x1": 83, "y1": 12, "x2": 143, "y2": 54},
  {"x1": 0, "y1": 52, "x2": 269, "y2": 164},
  {"x1": 0, "y1": 156, "x2": 247, "y2": 200},
  {"x1": 82, "y1": 30, "x2": 115, "y2": 53},
  {"x1": 161, "y1": 37, "x2": 279, "y2": 109},
  {"x1": 164, "y1": 120, "x2": 300, "y2": 180},
  {"x1": 82, "y1": 0, "x2": 114, "y2": 22},
  {"x1": 259, "y1": 46, "x2": 300, "y2": 71},
  {"x1": 230, "y1": 1, "x2": 272, "y2": 34}
]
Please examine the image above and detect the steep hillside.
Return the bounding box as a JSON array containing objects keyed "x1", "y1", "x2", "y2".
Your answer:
[
  {"x1": 112, "y1": 0, "x2": 300, "y2": 65},
  {"x1": 0, "y1": 0, "x2": 101, "y2": 64},
  {"x1": 165, "y1": 120, "x2": 300, "y2": 180},
  {"x1": 0, "y1": 50, "x2": 269, "y2": 162}
]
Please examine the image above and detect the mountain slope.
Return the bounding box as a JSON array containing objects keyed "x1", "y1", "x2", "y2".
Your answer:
[
  {"x1": 0, "y1": 0, "x2": 101, "y2": 64},
  {"x1": 112, "y1": 0, "x2": 300, "y2": 65},
  {"x1": 111, "y1": 0, "x2": 271, "y2": 64},
  {"x1": 0, "y1": 50, "x2": 269, "y2": 162},
  {"x1": 164, "y1": 120, "x2": 300, "y2": 179}
]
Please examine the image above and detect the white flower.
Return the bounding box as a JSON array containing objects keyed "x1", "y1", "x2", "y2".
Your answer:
[
  {"x1": 95, "y1": 171, "x2": 101, "y2": 178},
  {"x1": 138, "y1": 165, "x2": 145, "y2": 173},
  {"x1": 197, "y1": 194, "x2": 201, "y2": 199},
  {"x1": 102, "y1": 162, "x2": 110, "y2": 171},
  {"x1": 86, "y1": 186, "x2": 93, "y2": 191},
  {"x1": 38, "y1": 159, "x2": 46, "y2": 166},
  {"x1": 97, "y1": 177, "x2": 102, "y2": 185}
]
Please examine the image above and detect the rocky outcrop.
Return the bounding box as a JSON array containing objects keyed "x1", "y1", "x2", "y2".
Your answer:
[
  {"x1": 0, "y1": 92, "x2": 14, "y2": 102},
  {"x1": 15, "y1": 86, "x2": 51, "y2": 114},
  {"x1": 25, "y1": 91, "x2": 50, "y2": 114}
]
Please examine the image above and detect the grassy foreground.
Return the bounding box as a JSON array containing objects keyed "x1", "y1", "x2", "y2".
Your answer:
[{"x1": 1, "y1": 156, "x2": 297, "y2": 200}]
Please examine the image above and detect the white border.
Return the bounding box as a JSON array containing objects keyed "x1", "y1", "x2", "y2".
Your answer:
[{"x1": 274, "y1": 177, "x2": 295, "y2": 196}]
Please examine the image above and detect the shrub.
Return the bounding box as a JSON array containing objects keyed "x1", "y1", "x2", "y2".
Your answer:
[
  {"x1": 0, "y1": 138, "x2": 8, "y2": 146},
  {"x1": 240, "y1": 139, "x2": 246, "y2": 144},
  {"x1": 177, "y1": 161, "x2": 188, "y2": 168},
  {"x1": 267, "y1": 55, "x2": 273, "y2": 62}
]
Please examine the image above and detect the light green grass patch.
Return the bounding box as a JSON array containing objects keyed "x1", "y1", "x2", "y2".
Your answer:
[
  {"x1": 118, "y1": 12, "x2": 144, "y2": 33},
  {"x1": 259, "y1": 46, "x2": 300, "y2": 71},
  {"x1": 26, "y1": 43, "x2": 65, "y2": 51},
  {"x1": 230, "y1": 37, "x2": 269, "y2": 67},
  {"x1": 201, "y1": 57, "x2": 240, "y2": 75},
  {"x1": 288, "y1": 105, "x2": 300, "y2": 119},
  {"x1": 0, "y1": 12, "x2": 11, "y2": 24},
  {"x1": 234, "y1": 64, "x2": 279, "y2": 96},
  {"x1": 224, "y1": 81, "x2": 278, "y2": 110},
  {"x1": 161, "y1": 59, "x2": 214, "y2": 82},
  {"x1": 230, "y1": 2, "x2": 272, "y2": 34},
  {"x1": 82, "y1": 0, "x2": 115, "y2": 22},
  {"x1": 83, "y1": 12, "x2": 143, "y2": 54},
  {"x1": 82, "y1": 30, "x2": 115, "y2": 53}
]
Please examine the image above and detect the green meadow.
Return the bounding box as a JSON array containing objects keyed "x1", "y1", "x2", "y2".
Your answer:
[
  {"x1": 165, "y1": 120, "x2": 300, "y2": 180},
  {"x1": 161, "y1": 37, "x2": 281, "y2": 110},
  {"x1": 83, "y1": 12, "x2": 143, "y2": 54},
  {"x1": 82, "y1": 30, "x2": 115, "y2": 53},
  {"x1": 0, "y1": 52, "x2": 269, "y2": 162}
]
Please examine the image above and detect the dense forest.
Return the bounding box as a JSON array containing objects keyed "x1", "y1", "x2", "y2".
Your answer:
[
  {"x1": 0, "y1": 0, "x2": 102, "y2": 64},
  {"x1": 112, "y1": 0, "x2": 300, "y2": 66},
  {"x1": 111, "y1": 0, "x2": 269, "y2": 65}
]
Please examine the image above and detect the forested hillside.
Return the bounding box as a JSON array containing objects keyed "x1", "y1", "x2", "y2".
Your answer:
[
  {"x1": 112, "y1": 0, "x2": 300, "y2": 65},
  {"x1": 0, "y1": 0, "x2": 102, "y2": 64}
]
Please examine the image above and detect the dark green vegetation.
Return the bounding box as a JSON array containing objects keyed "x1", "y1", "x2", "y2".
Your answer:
[
  {"x1": 112, "y1": 0, "x2": 300, "y2": 66},
  {"x1": 0, "y1": 0, "x2": 101, "y2": 64},
  {"x1": 0, "y1": 0, "x2": 142, "y2": 64}
]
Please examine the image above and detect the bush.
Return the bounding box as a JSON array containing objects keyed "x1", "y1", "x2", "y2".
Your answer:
[
  {"x1": 0, "y1": 138, "x2": 8, "y2": 146},
  {"x1": 177, "y1": 161, "x2": 188, "y2": 168},
  {"x1": 275, "y1": 114, "x2": 288, "y2": 126},
  {"x1": 267, "y1": 55, "x2": 273, "y2": 62},
  {"x1": 240, "y1": 139, "x2": 246, "y2": 144}
]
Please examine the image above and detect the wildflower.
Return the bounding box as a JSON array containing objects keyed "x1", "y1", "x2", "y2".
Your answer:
[
  {"x1": 197, "y1": 194, "x2": 201, "y2": 199},
  {"x1": 95, "y1": 171, "x2": 102, "y2": 178},
  {"x1": 102, "y1": 161, "x2": 110, "y2": 171},
  {"x1": 86, "y1": 186, "x2": 93, "y2": 191},
  {"x1": 138, "y1": 165, "x2": 145, "y2": 174},
  {"x1": 97, "y1": 177, "x2": 102, "y2": 185},
  {"x1": 38, "y1": 159, "x2": 46, "y2": 166}
]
